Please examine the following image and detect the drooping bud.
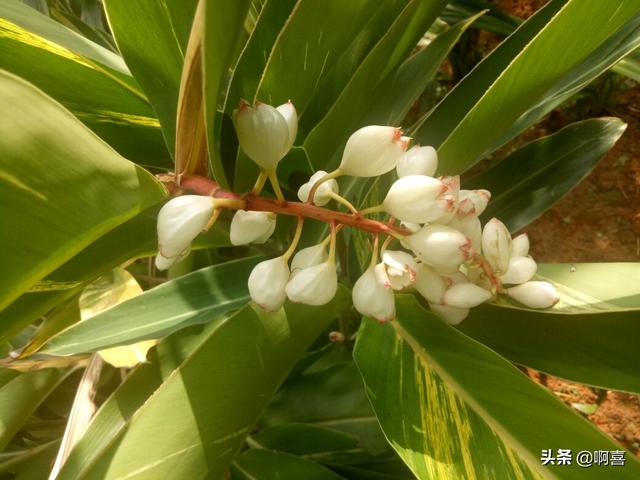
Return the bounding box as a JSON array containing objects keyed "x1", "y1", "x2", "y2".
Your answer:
[
  {"x1": 232, "y1": 101, "x2": 294, "y2": 170},
  {"x1": 499, "y1": 256, "x2": 537, "y2": 285},
  {"x1": 458, "y1": 189, "x2": 491, "y2": 216},
  {"x1": 290, "y1": 243, "x2": 328, "y2": 276},
  {"x1": 448, "y1": 214, "x2": 482, "y2": 253},
  {"x1": 382, "y1": 175, "x2": 448, "y2": 223},
  {"x1": 297, "y1": 170, "x2": 339, "y2": 206},
  {"x1": 511, "y1": 233, "x2": 530, "y2": 257},
  {"x1": 507, "y1": 281, "x2": 560, "y2": 309},
  {"x1": 481, "y1": 218, "x2": 512, "y2": 274},
  {"x1": 339, "y1": 125, "x2": 408, "y2": 177},
  {"x1": 415, "y1": 265, "x2": 447, "y2": 304},
  {"x1": 396, "y1": 145, "x2": 437, "y2": 178},
  {"x1": 432, "y1": 175, "x2": 460, "y2": 223},
  {"x1": 429, "y1": 303, "x2": 469, "y2": 325},
  {"x1": 352, "y1": 265, "x2": 396, "y2": 322},
  {"x1": 442, "y1": 282, "x2": 492, "y2": 308},
  {"x1": 156, "y1": 195, "x2": 214, "y2": 270},
  {"x1": 404, "y1": 224, "x2": 472, "y2": 270},
  {"x1": 276, "y1": 101, "x2": 297, "y2": 146},
  {"x1": 230, "y1": 210, "x2": 276, "y2": 246},
  {"x1": 380, "y1": 250, "x2": 418, "y2": 290},
  {"x1": 248, "y1": 256, "x2": 290, "y2": 311},
  {"x1": 285, "y1": 261, "x2": 337, "y2": 306}
]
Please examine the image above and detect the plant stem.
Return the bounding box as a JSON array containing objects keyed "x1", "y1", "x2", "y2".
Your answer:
[
  {"x1": 173, "y1": 174, "x2": 410, "y2": 237},
  {"x1": 328, "y1": 191, "x2": 358, "y2": 214},
  {"x1": 358, "y1": 204, "x2": 385, "y2": 216},
  {"x1": 306, "y1": 168, "x2": 342, "y2": 204},
  {"x1": 282, "y1": 217, "x2": 304, "y2": 260},
  {"x1": 267, "y1": 169, "x2": 285, "y2": 201},
  {"x1": 252, "y1": 170, "x2": 268, "y2": 195}
]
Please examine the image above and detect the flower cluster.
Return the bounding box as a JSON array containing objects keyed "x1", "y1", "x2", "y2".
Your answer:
[{"x1": 155, "y1": 100, "x2": 559, "y2": 325}]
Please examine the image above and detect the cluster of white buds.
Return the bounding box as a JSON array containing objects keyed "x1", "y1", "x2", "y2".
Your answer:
[{"x1": 155, "y1": 100, "x2": 560, "y2": 325}]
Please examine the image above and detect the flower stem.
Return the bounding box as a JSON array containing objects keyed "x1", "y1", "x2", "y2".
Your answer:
[
  {"x1": 252, "y1": 170, "x2": 268, "y2": 195},
  {"x1": 282, "y1": 216, "x2": 304, "y2": 261},
  {"x1": 370, "y1": 234, "x2": 379, "y2": 267},
  {"x1": 267, "y1": 169, "x2": 285, "y2": 201},
  {"x1": 306, "y1": 168, "x2": 342, "y2": 204},
  {"x1": 328, "y1": 191, "x2": 358, "y2": 214},
  {"x1": 328, "y1": 222, "x2": 337, "y2": 265},
  {"x1": 358, "y1": 204, "x2": 385, "y2": 216}
]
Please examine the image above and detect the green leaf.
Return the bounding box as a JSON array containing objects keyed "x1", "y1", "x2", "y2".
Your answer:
[
  {"x1": 613, "y1": 49, "x2": 640, "y2": 81},
  {"x1": 432, "y1": 0, "x2": 640, "y2": 173},
  {"x1": 232, "y1": 449, "x2": 346, "y2": 480},
  {"x1": 466, "y1": 118, "x2": 626, "y2": 232},
  {"x1": 70, "y1": 291, "x2": 349, "y2": 478},
  {"x1": 0, "y1": 0, "x2": 171, "y2": 166},
  {"x1": 42, "y1": 257, "x2": 263, "y2": 355},
  {"x1": 203, "y1": 0, "x2": 252, "y2": 187},
  {"x1": 303, "y1": 0, "x2": 448, "y2": 172},
  {"x1": 0, "y1": 369, "x2": 66, "y2": 450},
  {"x1": 443, "y1": 0, "x2": 519, "y2": 36},
  {"x1": 458, "y1": 263, "x2": 640, "y2": 394},
  {"x1": 0, "y1": 71, "x2": 165, "y2": 312},
  {"x1": 365, "y1": 12, "x2": 483, "y2": 126},
  {"x1": 354, "y1": 296, "x2": 640, "y2": 479},
  {"x1": 103, "y1": 0, "x2": 199, "y2": 155}
]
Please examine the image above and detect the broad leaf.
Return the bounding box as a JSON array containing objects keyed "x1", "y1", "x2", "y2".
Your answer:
[
  {"x1": 0, "y1": 0, "x2": 171, "y2": 166},
  {"x1": 466, "y1": 118, "x2": 626, "y2": 232},
  {"x1": 459, "y1": 263, "x2": 640, "y2": 393},
  {"x1": 42, "y1": 257, "x2": 263, "y2": 355},
  {"x1": 232, "y1": 449, "x2": 346, "y2": 480},
  {"x1": 69, "y1": 291, "x2": 349, "y2": 478},
  {"x1": 0, "y1": 369, "x2": 67, "y2": 450},
  {"x1": 103, "y1": 0, "x2": 199, "y2": 154},
  {"x1": 0, "y1": 71, "x2": 165, "y2": 312},
  {"x1": 354, "y1": 296, "x2": 640, "y2": 479}
]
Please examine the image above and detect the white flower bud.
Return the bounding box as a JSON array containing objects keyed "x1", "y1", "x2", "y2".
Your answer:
[
  {"x1": 297, "y1": 170, "x2": 339, "y2": 206},
  {"x1": 232, "y1": 101, "x2": 293, "y2": 169},
  {"x1": 499, "y1": 256, "x2": 537, "y2": 285},
  {"x1": 230, "y1": 210, "x2": 276, "y2": 246},
  {"x1": 352, "y1": 265, "x2": 395, "y2": 322},
  {"x1": 285, "y1": 261, "x2": 337, "y2": 306},
  {"x1": 396, "y1": 145, "x2": 437, "y2": 178},
  {"x1": 382, "y1": 175, "x2": 449, "y2": 223},
  {"x1": 442, "y1": 282, "x2": 492, "y2": 308},
  {"x1": 276, "y1": 101, "x2": 297, "y2": 146},
  {"x1": 448, "y1": 215, "x2": 482, "y2": 253},
  {"x1": 429, "y1": 303, "x2": 469, "y2": 325},
  {"x1": 506, "y1": 281, "x2": 559, "y2": 309},
  {"x1": 431, "y1": 175, "x2": 460, "y2": 223},
  {"x1": 248, "y1": 256, "x2": 290, "y2": 311},
  {"x1": 290, "y1": 243, "x2": 328, "y2": 275},
  {"x1": 404, "y1": 224, "x2": 472, "y2": 270},
  {"x1": 339, "y1": 125, "x2": 408, "y2": 177},
  {"x1": 459, "y1": 189, "x2": 491, "y2": 216},
  {"x1": 511, "y1": 233, "x2": 530, "y2": 257},
  {"x1": 156, "y1": 195, "x2": 214, "y2": 270},
  {"x1": 415, "y1": 265, "x2": 447, "y2": 304},
  {"x1": 481, "y1": 218, "x2": 512, "y2": 274},
  {"x1": 380, "y1": 250, "x2": 418, "y2": 290}
]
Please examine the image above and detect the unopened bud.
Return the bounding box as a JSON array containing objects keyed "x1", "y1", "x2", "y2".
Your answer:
[
  {"x1": 448, "y1": 214, "x2": 482, "y2": 253},
  {"x1": 276, "y1": 101, "x2": 297, "y2": 146},
  {"x1": 352, "y1": 265, "x2": 395, "y2": 322},
  {"x1": 415, "y1": 265, "x2": 447, "y2": 304},
  {"x1": 396, "y1": 145, "x2": 437, "y2": 178},
  {"x1": 429, "y1": 303, "x2": 469, "y2": 325},
  {"x1": 248, "y1": 256, "x2": 290, "y2": 311},
  {"x1": 380, "y1": 250, "x2": 418, "y2": 290},
  {"x1": 511, "y1": 233, "x2": 530, "y2": 257},
  {"x1": 286, "y1": 261, "x2": 337, "y2": 306},
  {"x1": 459, "y1": 189, "x2": 491, "y2": 216},
  {"x1": 290, "y1": 243, "x2": 327, "y2": 276},
  {"x1": 156, "y1": 195, "x2": 214, "y2": 270},
  {"x1": 297, "y1": 170, "x2": 339, "y2": 206},
  {"x1": 442, "y1": 282, "x2": 492, "y2": 308},
  {"x1": 404, "y1": 224, "x2": 472, "y2": 270},
  {"x1": 339, "y1": 125, "x2": 408, "y2": 177},
  {"x1": 232, "y1": 101, "x2": 295, "y2": 170},
  {"x1": 481, "y1": 218, "x2": 511, "y2": 274},
  {"x1": 383, "y1": 175, "x2": 448, "y2": 223},
  {"x1": 230, "y1": 210, "x2": 276, "y2": 246},
  {"x1": 499, "y1": 256, "x2": 537, "y2": 285},
  {"x1": 507, "y1": 281, "x2": 560, "y2": 309}
]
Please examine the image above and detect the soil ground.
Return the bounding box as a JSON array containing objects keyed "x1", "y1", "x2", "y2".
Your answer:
[{"x1": 495, "y1": 0, "x2": 640, "y2": 457}]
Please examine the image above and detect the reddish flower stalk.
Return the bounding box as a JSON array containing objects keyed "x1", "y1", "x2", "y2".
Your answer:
[{"x1": 158, "y1": 174, "x2": 411, "y2": 237}]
